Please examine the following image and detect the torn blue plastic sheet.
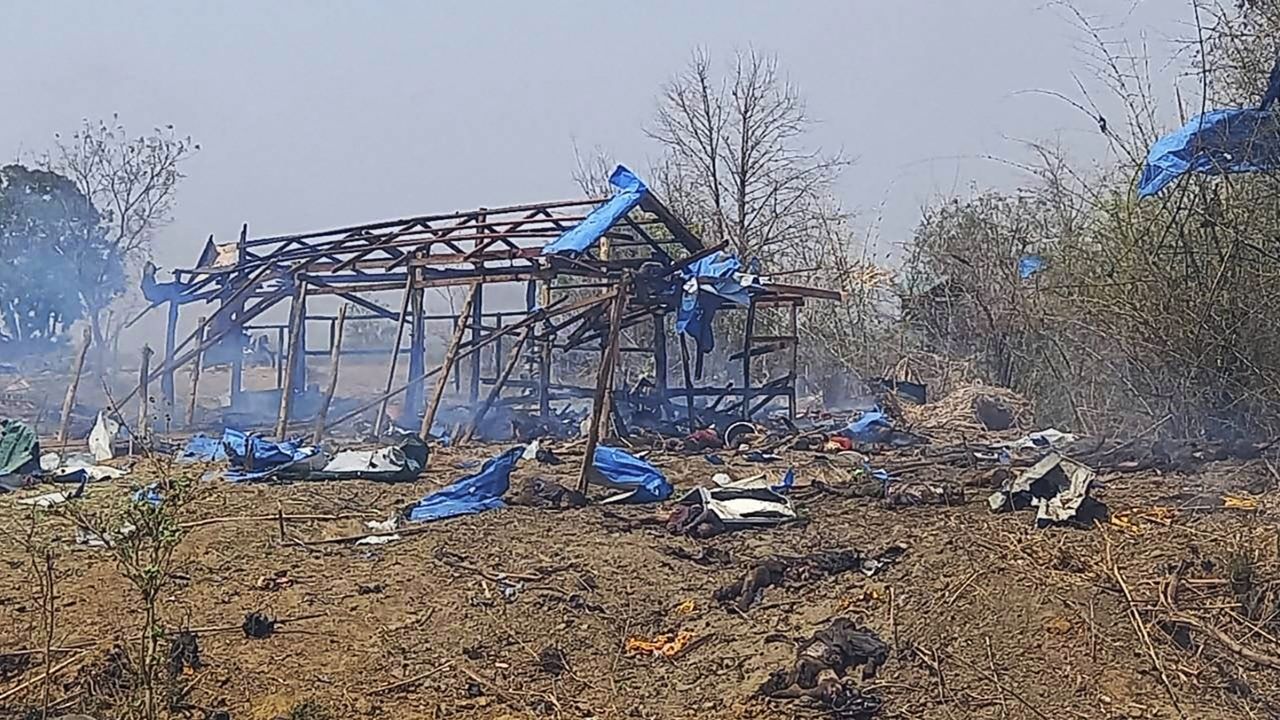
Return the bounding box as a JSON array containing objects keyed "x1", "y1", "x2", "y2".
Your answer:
[
  {"x1": 839, "y1": 409, "x2": 893, "y2": 443},
  {"x1": 593, "y1": 446, "x2": 672, "y2": 504},
  {"x1": 1018, "y1": 254, "x2": 1045, "y2": 279},
  {"x1": 406, "y1": 446, "x2": 522, "y2": 522},
  {"x1": 543, "y1": 166, "x2": 647, "y2": 256},
  {"x1": 179, "y1": 434, "x2": 227, "y2": 463},
  {"x1": 676, "y1": 251, "x2": 760, "y2": 354},
  {"x1": 1138, "y1": 109, "x2": 1280, "y2": 197},
  {"x1": 223, "y1": 428, "x2": 319, "y2": 482}
]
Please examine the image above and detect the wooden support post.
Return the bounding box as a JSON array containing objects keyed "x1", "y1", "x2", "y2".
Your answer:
[
  {"x1": 136, "y1": 345, "x2": 154, "y2": 447},
  {"x1": 653, "y1": 315, "x2": 668, "y2": 407},
  {"x1": 275, "y1": 326, "x2": 285, "y2": 389},
  {"x1": 468, "y1": 284, "x2": 484, "y2": 403},
  {"x1": 375, "y1": 273, "x2": 416, "y2": 436},
  {"x1": 230, "y1": 224, "x2": 248, "y2": 408},
  {"x1": 460, "y1": 327, "x2": 529, "y2": 444},
  {"x1": 185, "y1": 317, "x2": 207, "y2": 427},
  {"x1": 741, "y1": 299, "x2": 757, "y2": 420},
  {"x1": 537, "y1": 280, "x2": 552, "y2": 417},
  {"x1": 56, "y1": 327, "x2": 92, "y2": 447},
  {"x1": 678, "y1": 333, "x2": 696, "y2": 430},
  {"x1": 161, "y1": 300, "x2": 178, "y2": 411},
  {"x1": 405, "y1": 284, "x2": 426, "y2": 419},
  {"x1": 420, "y1": 284, "x2": 478, "y2": 440},
  {"x1": 274, "y1": 279, "x2": 309, "y2": 439},
  {"x1": 577, "y1": 283, "x2": 628, "y2": 494},
  {"x1": 312, "y1": 303, "x2": 348, "y2": 443},
  {"x1": 788, "y1": 304, "x2": 799, "y2": 420}
]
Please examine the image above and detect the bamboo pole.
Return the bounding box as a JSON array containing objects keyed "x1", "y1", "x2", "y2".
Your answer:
[
  {"x1": 373, "y1": 274, "x2": 416, "y2": 436},
  {"x1": 459, "y1": 327, "x2": 530, "y2": 444},
  {"x1": 577, "y1": 284, "x2": 628, "y2": 494},
  {"x1": 185, "y1": 317, "x2": 207, "y2": 427},
  {"x1": 135, "y1": 345, "x2": 154, "y2": 449},
  {"x1": 312, "y1": 303, "x2": 348, "y2": 443},
  {"x1": 274, "y1": 279, "x2": 309, "y2": 439},
  {"x1": 56, "y1": 327, "x2": 92, "y2": 447},
  {"x1": 419, "y1": 284, "x2": 478, "y2": 440}
]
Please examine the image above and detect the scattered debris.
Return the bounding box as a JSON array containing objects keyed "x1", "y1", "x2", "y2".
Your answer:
[
  {"x1": 988, "y1": 452, "x2": 1106, "y2": 528},
  {"x1": 667, "y1": 475, "x2": 795, "y2": 538},
  {"x1": 166, "y1": 631, "x2": 202, "y2": 678},
  {"x1": 511, "y1": 477, "x2": 587, "y2": 509},
  {"x1": 88, "y1": 411, "x2": 120, "y2": 462},
  {"x1": 242, "y1": 612, "x2": 277, "y2": 639},
  {"x1": 716, "y1": 546, "x2": 906, "y2": 611},
  {"x1": 625, "y1": 631, "x2": 694, "y2": 658},
  {"x1": 759, "y1": 618, "x2": 886, "y2": 718},
  {"x1": 538, "y1": 646, "x2": 568, "y2": 675}
]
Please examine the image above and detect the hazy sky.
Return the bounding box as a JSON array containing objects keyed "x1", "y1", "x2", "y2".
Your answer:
[{"x1": 2, "y1": 1, "x2": 1191, "y2": 279}]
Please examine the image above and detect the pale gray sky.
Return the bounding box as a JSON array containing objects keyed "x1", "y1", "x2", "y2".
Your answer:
[{"x1": 2, "y1": 1, "x2": 1190, "y2": 277}]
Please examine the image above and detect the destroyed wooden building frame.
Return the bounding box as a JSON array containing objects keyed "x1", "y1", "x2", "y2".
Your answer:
[{"x1": 125, "y1": 170, "x2": 838, "y2": 458}]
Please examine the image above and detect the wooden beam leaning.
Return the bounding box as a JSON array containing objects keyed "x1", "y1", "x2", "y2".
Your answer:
[
  {"x1": 459, "y1": 326, "x2": 530, "y2": 445},
  {"x1": 577, "y1": 281, "x2": 628, "y2": 494},
  {"x1": 185, "y1": 316, "x2": 207, "y2": 427},
  {"x1": 274, "y1": 279, "x2": 309, "y2": 439},
  {"x1": 56, "y1": 327, "x2": 92, "y2": 447},
  {"x1": 374, "y1": 273, "x2": 416, "y2": 436},
  {"x1": 312, "y1": 303, "x2": 348, "y2": 443},
  {"x1": 419, "y1": 283, "x2": 479, "y2": 440}
]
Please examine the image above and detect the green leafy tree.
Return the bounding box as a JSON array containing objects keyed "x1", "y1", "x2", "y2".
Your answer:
[{"x1": 0, "y1": 164, "x2": 121, "y2": 347}]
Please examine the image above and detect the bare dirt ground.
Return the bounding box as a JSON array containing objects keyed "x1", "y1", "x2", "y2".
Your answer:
[{"x1": 2, "y1": 438, "x2": 1278, "y2": 720}]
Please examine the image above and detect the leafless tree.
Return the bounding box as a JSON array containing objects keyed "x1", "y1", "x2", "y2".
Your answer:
[
  {"x1": 647, "y1": 48, "x2": 848, "y2": 263},
  {"x1": 42, "y1": 115, "x2": 198, "y2": 358}
]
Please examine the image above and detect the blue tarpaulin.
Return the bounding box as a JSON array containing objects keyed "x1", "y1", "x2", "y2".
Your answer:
[
  {"x1": 675, "y1": 251, "x2": 760, "y2": 354},
  {"x1": 839, "y1": 409, "x2": 893, "y2": 443},
  {"x1": 1018, "y1": 255, "x2": 1045, "y2": 279},
  {"x1": 1138, "y1": 109, "x2": 1280, "y2": 197},
  {"x1": 592, "y1": 445, "x2": 672, "y2": 503},
  {"x1": 179, "y1": 434, "x2": 228, "y2": 463},
  {"x1": 223, "y1": 428, "x2": 319, "y2": 481},
  {"x1": 543, "y1": 166, "x2": 647, "y2": 256},
  {"x1": 406, "y1": 446, "x2": 522, "y2": 522}
]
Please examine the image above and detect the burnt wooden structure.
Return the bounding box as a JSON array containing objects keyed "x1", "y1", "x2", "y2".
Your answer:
[{"x1": 126, "y1": 169, "x2": 838, "y2": 447}]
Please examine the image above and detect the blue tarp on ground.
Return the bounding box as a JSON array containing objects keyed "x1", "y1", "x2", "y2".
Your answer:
[
  {"x1": 406, "y1": 446, "x2": 522, "y2": 522},
  {"x1": 180, "y1": 434, "x2": 228, "y2": 463},
  {"x1": 1138, "y1": 109, "x2": 1280, "y2": 197},
  {"x1": 223, "y1": 428, "x2": 319, "y2": 482},
  {"x1": 839, "y1": 409, "x2": 893, "y2": 443},
  {"x1": 675, "y1": 251, "x2": 760, "y2": 354},
  {"x1": 543, "y1": 166, "x2": 647, "y2": 256},
  {"x1": 593, "y1": 445, "x2": 672, "y2": 503}
]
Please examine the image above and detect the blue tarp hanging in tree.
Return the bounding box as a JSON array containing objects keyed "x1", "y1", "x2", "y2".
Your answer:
[
  {"x1": 405, "y1": 446, "x2": 522, "y2": 522},
  {"x1": 1018, "y1": 255, "x2": 1045, "y2": 279},
  {"x1": 543, "y1": 166, "x2": 647, "y2": 256},
  {"x1": 592, "y1": 445, "x2": 672, "y2": 503},
  {"x1": 675, "y1": 251, "x2": 761, "y2": 354},
  {"x1": 1138, "y1": 109, "x2": 1280, "y2": 198}
]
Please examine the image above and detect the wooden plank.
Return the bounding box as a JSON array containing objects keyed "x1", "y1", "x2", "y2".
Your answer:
[
  {"x1": 161, "y1": 300, "x2": 179, "y2": 410},
  {"x1": 56, "y1": 327, "x2": 92, "y2": 447},
  {"x1": 312, "y1": 303, "x2": 348, "y2": 443},
  {"x1": 459, "y1": 327, "x2": 530, "y2": 444},
  {"x1": 577, "y1": 284, "x2": 628, "y2": 493},
  {"x1": 419, "y1": 284, "x2": 479, "y2": 440},
  {"x1": 741, "y1": 299, "x2": 757, "y2": 420},
  {"x1": 274, "y1": 280, "x2": 309, "y2": 438},
  {"x1": 374, "y1": 274, "x2": 416, "y2": 436},
  {"x1": 679, "y1": 333, "x2": 695, "y2": 430},
  {"x1": 185, "y1": 317, "x2": 207, "y2": 427}
]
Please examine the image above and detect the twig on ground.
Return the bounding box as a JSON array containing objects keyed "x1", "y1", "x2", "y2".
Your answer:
[
  {"x1": 367, "y1": 660, "x2": 456, "y2": 695},
  {"x1": 1105, "y1": 536, "x2": 1186, "y2": 719}
]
